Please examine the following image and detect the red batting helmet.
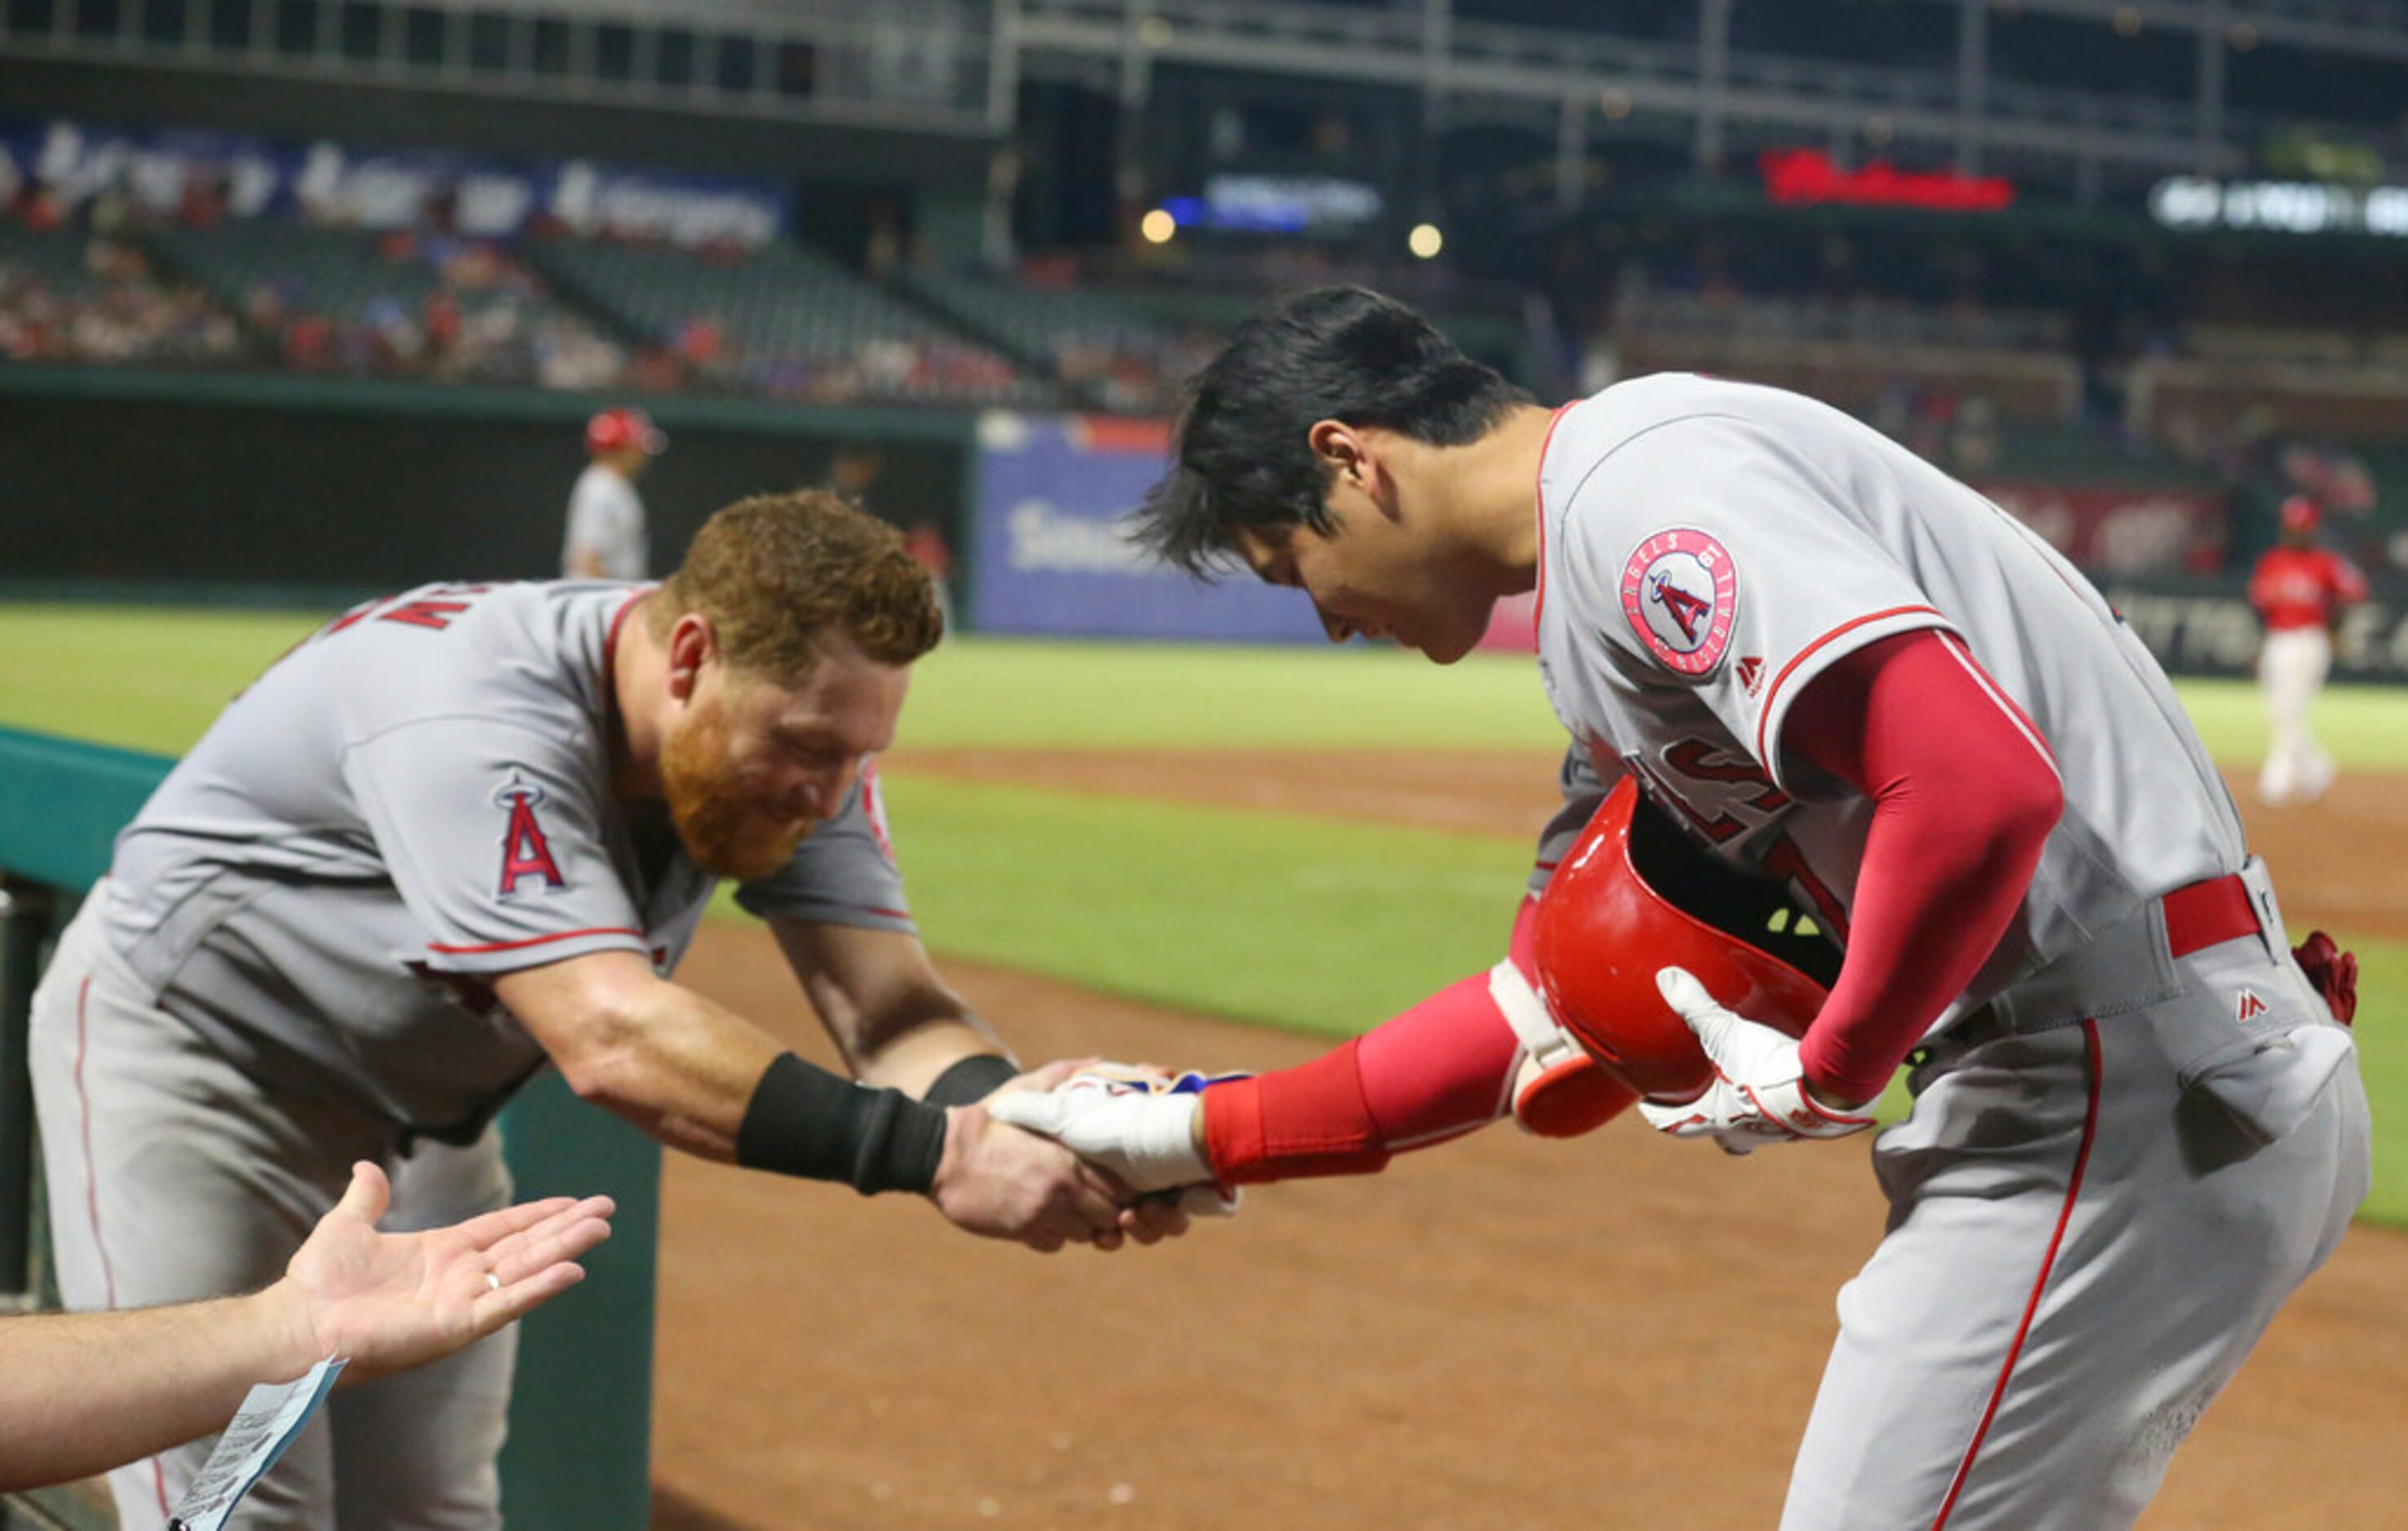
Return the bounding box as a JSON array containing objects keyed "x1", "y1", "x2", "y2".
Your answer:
[
  {"x1": 2278, "y1": 495, "x2": 2322, "y2": 533},
  {"x1": 1531, "y1": 777, "x2": 1840, "y2": 1105},
  {"x1": 586, "y1": 407, "x2": 667, "y2": 456}
]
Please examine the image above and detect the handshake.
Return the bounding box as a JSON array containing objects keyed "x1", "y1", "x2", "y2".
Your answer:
[
  {"x1": 931, "y1": 1061, "x2": 1247, "y2": 1254},
  {"x1": 987, "y1": 1064, "x2": 1247, "y2": 1218}
]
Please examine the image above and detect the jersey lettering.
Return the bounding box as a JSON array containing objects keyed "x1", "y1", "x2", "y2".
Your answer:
[
  {"x1": 495, "y1": 775, "x2": 566, "y2": 895},
  {"x1": 1632, "y1": 739, "x2": 1793, "y2": 845},
  {"x1": 1762, "y1": 834, "x2": 1850, "y2": 942},
  {"x1": 325, "y1": 586, "x2": 495, "y2": 638},
  {"x1": 379, "y1": 599, "x2": 474, "y2": 631}
]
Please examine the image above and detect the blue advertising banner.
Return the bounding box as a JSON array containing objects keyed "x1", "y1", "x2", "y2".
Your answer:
[
  {"x1": 0, "y1": 119, "x2": 790, "y2": 249},
  {"x1": 968, "y1": 413, "x2": 1328, "y2": 643}
]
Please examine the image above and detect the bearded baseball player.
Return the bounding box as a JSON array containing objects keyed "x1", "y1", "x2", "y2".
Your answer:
[
  {"x1": 993, "y1": 288, "x2": 2371, "y2": 1528},
  {"x1": 29, "y1": 491, "x2": 1180, "y2": 1529},
  {"x1": 2248, "y1": 495, "x2": 2369, "y2": 806}
]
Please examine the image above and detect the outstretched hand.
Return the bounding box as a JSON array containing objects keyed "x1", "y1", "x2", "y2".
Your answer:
[
  {"x1": 272, "y1": 1162, "x2": 615, "y2": 1382},
  {"x1": 986, "y1": 1064, "x2": 1243, "y2": 1217}
]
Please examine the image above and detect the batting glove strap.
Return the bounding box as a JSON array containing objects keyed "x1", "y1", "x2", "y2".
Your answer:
[
  {"x1": 1739, "y1": 1077, "x2": 1877, "y2": 1139},
  {"x1": 986, "y1": 1070, "x2": 1216, "y2": 1192}
]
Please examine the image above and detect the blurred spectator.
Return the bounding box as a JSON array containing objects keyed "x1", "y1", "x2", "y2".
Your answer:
[{"x1": 0, "y1": 229, "x2": 242, "y2": 367}]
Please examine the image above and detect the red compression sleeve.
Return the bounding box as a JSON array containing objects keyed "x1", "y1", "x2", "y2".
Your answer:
[
  {"x1": 1202, "y1": 901, "x2": 1538, "y2": 1185},
  {"x1": 1783, "y1": 631, "x2": 2063, "y2": 1104}
]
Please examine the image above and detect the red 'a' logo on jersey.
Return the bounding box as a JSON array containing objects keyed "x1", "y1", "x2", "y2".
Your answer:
[
  {"x1": 1651, "y1": 575, "x2": 1712, "y2": 642},
  {"x1": 495, "y1": 774, "x2": 566, "y2": 896}
]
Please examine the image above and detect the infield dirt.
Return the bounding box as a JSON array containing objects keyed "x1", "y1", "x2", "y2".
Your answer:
[{"x1": 648, "y1": 751, "x2": 2408, "y2": 1529}]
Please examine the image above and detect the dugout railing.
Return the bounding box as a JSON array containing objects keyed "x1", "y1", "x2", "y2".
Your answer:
[{"x1": 0, "y1": 724, "x2": 659, "y2": 1529}]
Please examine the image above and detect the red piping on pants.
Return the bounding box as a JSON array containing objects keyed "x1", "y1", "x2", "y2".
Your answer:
[{"x1": 1930, "y1": 1018, "x2": 2103, "y2": 1529}]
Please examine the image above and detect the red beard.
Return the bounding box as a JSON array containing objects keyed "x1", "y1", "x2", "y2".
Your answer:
[{"x1": 658, "y1": 703, "x2": 810, "y2": 882}]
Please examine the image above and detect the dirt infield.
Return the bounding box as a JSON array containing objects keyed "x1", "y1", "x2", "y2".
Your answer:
[{"x1": 649, "y1": 752, "x2": 2408, "y2": 1529}]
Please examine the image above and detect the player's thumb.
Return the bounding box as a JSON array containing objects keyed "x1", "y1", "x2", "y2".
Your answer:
[
  {"x1": 1656, "y1": 967, "x2": 1735, "y2": 1059},
  {"x1": 985, "y1": 1090, "x2": 1067, "y2": 1138},
  {"x1": 337, "y1": 1160, "x2": 393, "y2": 1226}
]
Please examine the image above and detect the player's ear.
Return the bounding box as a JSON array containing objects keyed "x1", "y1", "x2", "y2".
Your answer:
[
  {"x1": 1308, "y1": 419, "x2": 1369, "y2": 488},
  {"x1": 664, "y1": 613, "x2": 717, "y2": 701}
]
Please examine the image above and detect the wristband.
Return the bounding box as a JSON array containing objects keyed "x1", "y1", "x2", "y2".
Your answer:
[
  {"x1": 923, "y1": 1052, "x2": 1019, "y2": 1106},
  {"x1": 734, "y1": 1052, "x2": 947, "y2": 1195}
]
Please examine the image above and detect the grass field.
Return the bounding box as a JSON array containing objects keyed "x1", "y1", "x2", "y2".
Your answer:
[{"x1": 2, "y1": 602, "x2": 2401, "y2": 1220}]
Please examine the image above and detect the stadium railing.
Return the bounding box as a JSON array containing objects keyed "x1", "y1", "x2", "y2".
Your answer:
[{"x1": 0, "y1": 724, "x2": 658, "y2": 1529}]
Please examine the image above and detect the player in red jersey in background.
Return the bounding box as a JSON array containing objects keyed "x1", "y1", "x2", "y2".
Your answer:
[{"x1": 2248, "y1": 496, "x2": 2369, "y2": 806}]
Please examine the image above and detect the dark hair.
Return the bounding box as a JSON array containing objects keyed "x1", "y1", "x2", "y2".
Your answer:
[{"x1": 1130, "y1": 287, "x2": 1530, "y2": 576}]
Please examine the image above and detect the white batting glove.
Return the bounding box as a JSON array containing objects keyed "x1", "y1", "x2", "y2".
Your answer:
[
  {"x1": 1634, "y1": 968, "x2": 1876, "y2": 1155},
  {"x1": 987, "y1": 1068, "x2": 1242, "y2": 1216}
]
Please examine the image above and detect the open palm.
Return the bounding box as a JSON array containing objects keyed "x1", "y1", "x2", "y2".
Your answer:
[{"x1": 280, "y1": 1163, "x2": 615, "y2": 1381}]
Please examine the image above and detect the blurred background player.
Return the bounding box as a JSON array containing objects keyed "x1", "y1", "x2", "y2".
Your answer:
[
  {"x1": 2249, "y1": 495, "x2": 2369, "y2": 805},
  {"x1": 562, "y1": 406, "x2": 665, "y2": 580}
]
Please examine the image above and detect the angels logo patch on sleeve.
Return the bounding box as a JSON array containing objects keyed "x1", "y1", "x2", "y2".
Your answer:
[
  {"x1": 493, "y1": 771, "x2": 566, "y2": 895},
  {"x1": 1620, "y1": 528, "x2": 1738, "y2": 676}
]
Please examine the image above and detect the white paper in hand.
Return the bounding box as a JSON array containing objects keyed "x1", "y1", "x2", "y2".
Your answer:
[{"x1": 168, "y1": 1357, "x2": 346, "y2": 1531}]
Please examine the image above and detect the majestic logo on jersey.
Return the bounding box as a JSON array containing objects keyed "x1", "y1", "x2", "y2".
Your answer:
[
  {"x1": 1736, "y1": 655, "x2": 1764, "y2": 695},
  {"x1": 493, "y1": 773, "x2": 566, "y2": 896},
  {"x1": 1620, "y1": 528, "x2": 1737, "y2": 676},
  {"x1": 2237, "y1": 989, "x2": 2268, "y2": 1022}
]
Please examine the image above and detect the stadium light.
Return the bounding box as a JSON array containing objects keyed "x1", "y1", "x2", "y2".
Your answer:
[
  {"x1": 1409, "y1": 223, "x2": 1444, "y2": 259},
  {"x1": 1140, "y1": 208, "x2": 1177, "y2": 244}
]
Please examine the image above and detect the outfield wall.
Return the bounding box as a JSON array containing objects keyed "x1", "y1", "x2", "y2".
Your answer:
[{"x1": 0, "y1": 368, "x2": 971, "y2": 592}]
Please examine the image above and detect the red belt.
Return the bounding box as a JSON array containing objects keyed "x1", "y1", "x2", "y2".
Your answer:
[{"x1": 2162, "y1": 872, "x2": 2260, "y2": 960}]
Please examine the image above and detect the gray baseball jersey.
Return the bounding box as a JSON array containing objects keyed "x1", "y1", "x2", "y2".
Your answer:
[
  {"x1": 1524, "y1": 373, "x2": 2366, "y2": 1528},
  {"x1": 562, "y1": 463, "x2": 649, "y2": 579},
  {"x1": 96, "y1": 579, "x2": 911, "y2": 1142},
  {"x1": 1531, "y1": 372, "x2": 2243, "y2": 1039}
]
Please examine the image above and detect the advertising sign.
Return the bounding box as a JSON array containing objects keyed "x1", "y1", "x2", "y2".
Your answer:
[
  {"x1": 0, "y1": 118, "x2": 791, "y2": 249},
  {"x1": 968, "y1": 413, "x2": 1327, "y2": 643}
]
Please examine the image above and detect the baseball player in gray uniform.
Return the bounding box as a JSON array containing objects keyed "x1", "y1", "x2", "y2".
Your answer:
[
  {"x1": 995, "y1": 289, "x2": 2371, "y2": 1528},
  {"x1": 29, "y1": 491, "x2": 1177, "y2": 1529},
  {"x1": 561, "y1": 407, "x2": 662, "y2": 580}
]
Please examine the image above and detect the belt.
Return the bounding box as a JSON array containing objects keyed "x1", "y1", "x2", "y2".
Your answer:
[
  {"x1": 1929, "y1": 869, "x2": 2262, "y2": 1057},
  {"x1": 2161, "y1": 871, "x2": 2260, "y2": 960}
]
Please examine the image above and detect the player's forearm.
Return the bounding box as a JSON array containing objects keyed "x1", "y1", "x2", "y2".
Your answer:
[
  {"x1": 555, "y1": 981, "x2": 789, "y2": 1160},
  {"x1": 0, "y1": 1291, "x2": 311, "y2": 1492},
  {"x1": 806, "y1": 972, "x2": 1003, "y2": 1096},
  {"x1": 1202, "y1": 966, "x2": 1525, "y2": 1185},
  {"x1": 1786, "y1": 634, "x2": 2063, "y2": 1104},
  {"x1": 772, "y1": 921, "x2": 1011, "y2": 1096},
  {"x1": 854, "y1": 1017, "x2": 1004, "y2": 1096}
]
